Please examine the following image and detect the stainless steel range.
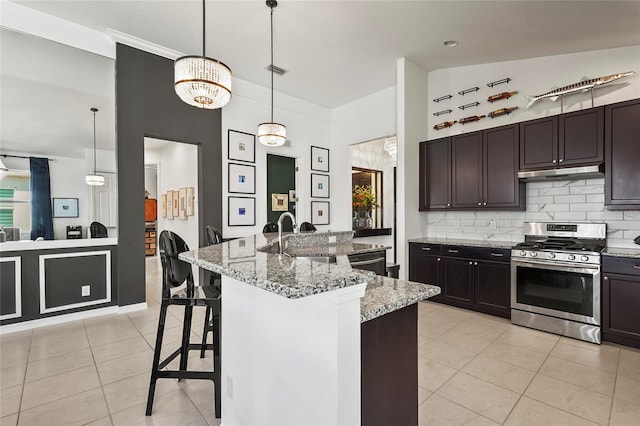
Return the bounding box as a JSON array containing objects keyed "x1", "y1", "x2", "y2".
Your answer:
[{"x1": 511, "y1": 222, "x2": 606, "y2": 344}]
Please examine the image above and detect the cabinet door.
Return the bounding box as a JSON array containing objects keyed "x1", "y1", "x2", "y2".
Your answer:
[
  {"x1": 559, "y1": 107, "x2": 604, "y2": 166},
  {"x1": 605, "y1": 99, "x2": 640, "y2": 209},
  {"x1": 409, "y1": 253, "x2": 442, "y2": 301},
  {"x1": 475, "y1": 260, "x2": 511, "y2": 318},
  {"x1": 419, "y1": 139, "x2": 451, "y2": 210},
  {"x1": 483, "y1": 124, "x2": 523, "y2": 209},
  {"x1": 603, "y1": 273, "x2": 640, "y2": 349},
  {"x1": 520, "y1": 116, "x2": 558, "y2": 170},
  {"x1": 452, "y1": 132, "x2": 482, "y2": 208},
  {"x1": 442, "y1": 257, "x2": 474, "y2": 308}
]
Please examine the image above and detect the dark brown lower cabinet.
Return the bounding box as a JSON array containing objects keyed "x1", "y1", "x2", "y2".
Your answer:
[
  {"x1": 442, "y1": 257, "x2": 474, "y2": 308},
  {"x1": 475, "y1": 260, "x2": 511, "y2": 318},
  {"x1": 361, "y1": 304, "x2": 417, "y2": 426},
  {"x1": 408, "y1": 243, "x2": 511, "y2": 319},
  {"x1": 602, "y1": 256, "x2": 640, "y2": 349}
]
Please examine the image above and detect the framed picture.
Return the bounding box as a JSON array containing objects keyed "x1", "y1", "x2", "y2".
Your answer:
[
  {"x1": 52, "y1": 198, "x2": 79, "y2": 218},
  {"x1": 228, "y1": 163, "x2": 256, "y2": 194},
  {"x1": 186, "y1": 187, "x2": 195, "y2": 216},
  {"x1": 311, "y1": 173, "x2": 330, "y2": 198},
  {"x1": 178, "y1": 187, "x2": 187, "y2": 220},
  {"x1": 228, "y1": 129, "x2": 255, "y2": 163},
  {"x1": 228, "y1": 196, "x2": 256, "y2": 226},
  {"x1": 172, "y1": 190, "x2": 180, "y2": 218},
  {"x1": 271, "y1": 193, "x2": 288, "y2": 211},
  {"x1": 311, "y1": 201, "x2": 330, "y2": 225},
  {"x1": 161, "y1": 193, "x2": 167, "y2": 218},
  {"x1": 166, "y1": 191, "x2": 174, "y2": 219},
  {"x1": 311, "y1": 146, "x2": 329, "y2": 172}
]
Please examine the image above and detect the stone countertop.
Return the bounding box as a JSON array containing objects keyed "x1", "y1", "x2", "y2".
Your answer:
[
  {"x1": 360, "y1": 276, "x2": 440, "y2": 322},
  {"x1": 408, "y1": 237, "x2": 514, "y2": 249},
  {"x1": 603, "y1": 247, "x2": 640, "y2": 259},
  {"x1": 180, "y1": 231, "x2": 441, "y2": 317},
  {"x1": 179, "y1": 232, "x2": 388, "y2": 300}
]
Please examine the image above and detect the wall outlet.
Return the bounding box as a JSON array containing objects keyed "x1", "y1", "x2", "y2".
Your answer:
[
  {"x1": 328, "y1": 236, "x2": 336, "y2": 243},
  {"x1": 489, "y1": 220, "x2": 497, "y2": 229},
  {"x1": 81, "y1": 285, "x2": 91, "y2": 297},
  {"x1": 226, "y1": 375, "x2": 233, "y2": 399}
]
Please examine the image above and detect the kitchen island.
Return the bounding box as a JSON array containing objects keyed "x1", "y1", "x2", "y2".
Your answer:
[{"x1": 180, "y1": 231, "x2": 440, "y2": 425}]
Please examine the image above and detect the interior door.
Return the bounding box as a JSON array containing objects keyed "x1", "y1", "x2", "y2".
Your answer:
[{"x1": 266, "y1": 154, "x2": 296, "y2": 231}]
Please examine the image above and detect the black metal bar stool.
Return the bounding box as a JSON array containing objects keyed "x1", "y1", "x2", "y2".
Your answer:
[
  {"x1": 146, "y1": 230, "x2": 221, "y2": 418},
  {"x1": 200, "y1": 226, "x2": 223, "y2": 358}
]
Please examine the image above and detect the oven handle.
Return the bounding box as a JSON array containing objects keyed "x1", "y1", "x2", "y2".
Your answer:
[{"x1": 511, "y1": 258, "x2": 600, "y2": 274}]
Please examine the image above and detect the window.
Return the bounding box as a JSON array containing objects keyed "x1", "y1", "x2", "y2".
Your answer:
[{"x1": 0, "y1": 172, "x2": 31, "y2": 232}]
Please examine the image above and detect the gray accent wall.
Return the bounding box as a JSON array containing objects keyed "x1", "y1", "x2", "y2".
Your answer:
[{"x1": 116, "y1": 44, "x2": 222, "y2": 306}]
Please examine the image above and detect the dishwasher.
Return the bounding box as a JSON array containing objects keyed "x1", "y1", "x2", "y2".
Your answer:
[{"x1": 348, "y1": 250, "x2": 387, "y2": 276}]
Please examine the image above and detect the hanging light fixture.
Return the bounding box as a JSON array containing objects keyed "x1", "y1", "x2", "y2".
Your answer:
[
  {"x1": 258, "y1": 0, "x2": 286, "y2": 147},
  {"x1": 174, "y1": 0, "x2": 232, "y2": 109},
  {"x1": 86, "y1": 108, "x2": 104, "y2": 186}
]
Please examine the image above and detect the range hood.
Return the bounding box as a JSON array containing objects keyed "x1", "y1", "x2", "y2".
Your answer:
[{"x1": 517, "y1": 163, "x2": 605, "y2": 182}]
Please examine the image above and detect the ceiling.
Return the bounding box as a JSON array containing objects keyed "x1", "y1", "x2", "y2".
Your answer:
[
  {"x1": 10, "y1": 0, "x2": 640, "y2": 109},
  {"x1": 1, "y1": 1, "x2": 638, "y2": 162}
]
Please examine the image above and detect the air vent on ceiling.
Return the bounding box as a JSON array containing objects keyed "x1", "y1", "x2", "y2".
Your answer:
[{"x1": 266, "y1": 64, "x2": 288, "y2": 76}]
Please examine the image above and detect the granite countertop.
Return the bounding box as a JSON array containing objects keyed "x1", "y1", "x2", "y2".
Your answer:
[
  {"x1": 180, "y1": 231, "x2": 441, "y2": 318},
  {"x1": 408, "y1": 237, "x2": 514, "y2": 249},
  {"x1": 360, "y1": 276, "x2": 440, "y2": 322},
  {"x1": 179, "y1": 231, "x2": 387, "y2": 300},
  {"x1": 603, "y1": 247, "x2": 640, "y2": 259}
]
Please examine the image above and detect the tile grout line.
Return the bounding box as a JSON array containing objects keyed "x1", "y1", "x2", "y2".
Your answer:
[
  {"x1": 84, "y1": 318, "x2": 115, "y2": 426},
  {"x1": 607, "y1": 349, "x2": 623, "y2": 426},
  {"x1": 14, "y1": 328, "x2": 33, "y2": 426}
]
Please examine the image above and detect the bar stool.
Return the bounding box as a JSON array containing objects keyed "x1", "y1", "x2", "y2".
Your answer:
[
  {"x1": 299, "y1": 221, "x2": 317, "y2": 232},
  {"x1": 146, "y1": 230, "x2": 221, "y2": 418},
  {"x1": 262, "y1": 222, "x2": 278, "y2": 233},
  {"x1": 201, "y1": 226, "x2": 223, "y2": 358}
]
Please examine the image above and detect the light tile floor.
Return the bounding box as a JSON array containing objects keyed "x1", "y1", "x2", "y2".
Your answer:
[{"x1": 1, "y1": 256, "x2": 639, "y2": 425}]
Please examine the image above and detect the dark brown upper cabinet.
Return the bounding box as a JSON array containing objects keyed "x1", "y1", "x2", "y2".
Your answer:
[
  {"x1": 420, "y1": 124, "x2": 523, "y2": 211},
  {"x1": 520, "y1": 107, "x2": 604, "y2": 170},
  {"x1": 419, "y1": 137, "x2": 451, "y2": 210},
  {"x1": 605, "y1": 98, "x2": 640, "y2": 209}
]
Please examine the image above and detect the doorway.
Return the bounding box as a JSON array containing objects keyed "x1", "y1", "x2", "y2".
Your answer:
[{"x1": 266, "y1": 154, "x2": 296, "y2": 231}]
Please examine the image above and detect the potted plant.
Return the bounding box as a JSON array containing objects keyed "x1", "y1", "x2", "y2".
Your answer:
[{"x1": 352, "y1": 184, "x2": 378, "y2": 229}]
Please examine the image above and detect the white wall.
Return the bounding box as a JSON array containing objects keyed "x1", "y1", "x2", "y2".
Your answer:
[
  {"x1": 331, "y1": 86, "x2": 397, "y2": 232},
  {"x1": 146, "y1": 141, "x2": 199, "y2": 253},
  {"x1": 397, "y1": 59, "x2": 430, "y2": 279},
  {"x1": 427, "y1": 45, "x2": 640, "y2": 140},
  {"x1": 422, "y1": 45, "x2": 640, "y2": 249},
  {"x1": 221, "y1": 79, "x2": 332, "y2": 238}
]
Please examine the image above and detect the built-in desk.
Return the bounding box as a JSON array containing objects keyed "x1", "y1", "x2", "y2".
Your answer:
[{"x1": 0, "y1": 238, "x2": 118, "y2": 326}]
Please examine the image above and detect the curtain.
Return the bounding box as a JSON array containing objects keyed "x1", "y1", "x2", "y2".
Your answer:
[{"x1": 30, "y1": 157, "x2": 54, "y2": 240}]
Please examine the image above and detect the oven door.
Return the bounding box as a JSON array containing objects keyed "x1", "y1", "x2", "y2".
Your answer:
[{"x1": 511, "y1": 258, "x2": 601, "y2": 325}]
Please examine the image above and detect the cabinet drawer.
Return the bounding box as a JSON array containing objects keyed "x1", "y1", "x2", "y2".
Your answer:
[
  {"x1": 603, "y1": 256, "x2": 640, "y2": 276},
  {"x1": 470, "y1": 247, "x2": 511, "y2": 263},
  {"x1": 409, "y1": 243, "x2": 442, "y2": 256},
  {"x1": 442, "y1": 245, "x2": 473, "y2": 258}
]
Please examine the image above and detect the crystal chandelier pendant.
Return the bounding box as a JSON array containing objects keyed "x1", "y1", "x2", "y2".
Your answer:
[{"x1": 258, "y1": 122, "x2": 287, "y2": 146}]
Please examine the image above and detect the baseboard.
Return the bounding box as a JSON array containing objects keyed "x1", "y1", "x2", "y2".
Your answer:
[{"x1": 0, "y1": 302, "x2": 148, "y2": 335}]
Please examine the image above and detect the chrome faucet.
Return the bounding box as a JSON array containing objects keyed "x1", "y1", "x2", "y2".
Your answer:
[{"x1": 277, "y1": 212, "x2": 297, "y2": 255}]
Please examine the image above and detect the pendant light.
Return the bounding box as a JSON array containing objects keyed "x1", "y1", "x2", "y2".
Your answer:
[
  {"x1": 174, "y1": 0, "x2": 232, "y2": 109},
  {"x1": 258, "y1": 0, "x2": 286, "y2": 147},
  {"x1": 86, "y1": 108, "x2": 104, "y2": 186}
]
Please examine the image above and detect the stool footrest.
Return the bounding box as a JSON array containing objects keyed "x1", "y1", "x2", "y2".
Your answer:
[{"x1": 156, "y1": 370, "x2": 215, "y2": 380}]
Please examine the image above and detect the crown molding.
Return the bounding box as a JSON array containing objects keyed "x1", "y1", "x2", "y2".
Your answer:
[{"x1": 106, "y1": 29, "x2": 183, "y2": 60}]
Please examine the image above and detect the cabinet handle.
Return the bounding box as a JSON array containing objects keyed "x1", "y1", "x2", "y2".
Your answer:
[
  {"x1": 421, "y1": 247, "x2": 431, "y2": 251},
  {"x1": 559, "y1": 159, "x2": 564, "y2": 163},
  {"x1": 483, "y1": 202, "x2": 487, "y2": 206},
  {"x1": 633, "y1": 265, "x2": 640, "y2": 269},
  {"x1": 474, "y1": 262, "x2": 478, "y2": 266},
  {"x1": 552, "y1": 159, "x2": 557, "y2": 163},
  {"x1": 469, "y1": 261, "x2": 473, "y2": 265},
  {"x1": 478, "y1": 203, "x2": 482, "y2": 206},
  {"x1": 448, "y1": 249, "x2": 459, "y2": 253},
  {"x1": 447, "y1": 203, "x2": 451, "y2": 207},
  {"x1": 604, "y1": 277, "x2": 609, "y2": 280},
  {"x1": 437, "y1": 257, "x2": 441, "y2": 261},
  {"x1": 490, "y1": 253, "x2": 504, "y2": 257},
  {"x1": 350, "y1": 257, "x2": 385, "y2": 267}
]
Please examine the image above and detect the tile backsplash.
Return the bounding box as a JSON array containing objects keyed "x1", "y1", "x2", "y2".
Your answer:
[{"x1": 424, "y1": 178, "x2": 640, "y2": 248}]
